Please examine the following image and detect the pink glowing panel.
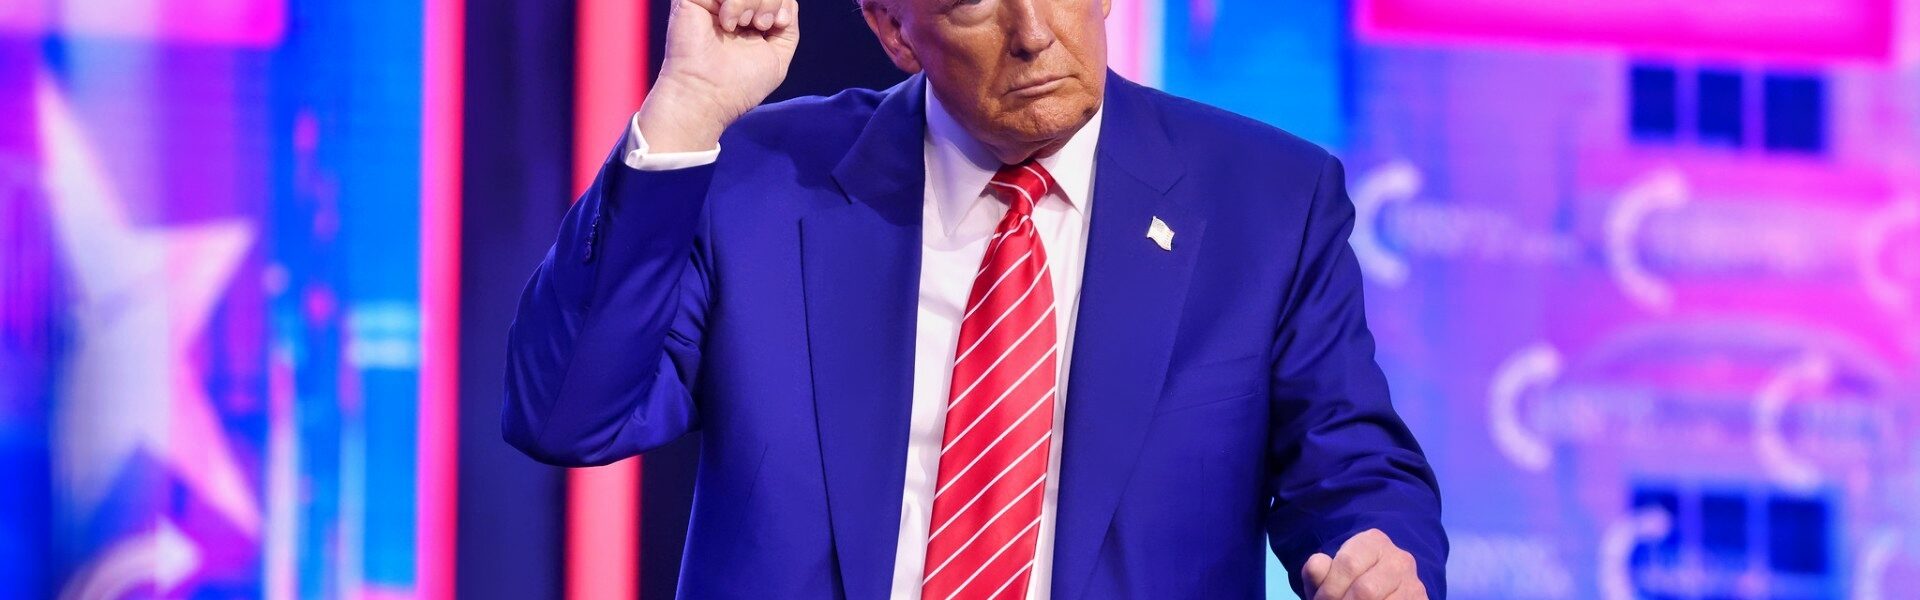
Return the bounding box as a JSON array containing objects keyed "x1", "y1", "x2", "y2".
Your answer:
[
  {"x1": 1105, "y1": 0, "x2": 1148, "y2": 84},
  {"x1": 0, "y1": 0, "x2": 285, "y2": 47},
  {"x1": 417, "y1": 0, "x2": 465, "y2": 598},
  {"x1": 1357, "y1": 0, "x2": 1894, "y2": 63}
]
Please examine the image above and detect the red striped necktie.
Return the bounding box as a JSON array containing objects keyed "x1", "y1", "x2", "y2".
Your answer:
[{"x1": 921, "y1": 161, "x2": 1061, "y2": 600}]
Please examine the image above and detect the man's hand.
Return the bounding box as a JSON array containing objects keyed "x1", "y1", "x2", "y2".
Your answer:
[
  {"x1": 1302, "y1": 528, "x2": 1427, "y2": 600},
  {"x1": 638, "y1": 0, "x2": 801, "y2": 153}
]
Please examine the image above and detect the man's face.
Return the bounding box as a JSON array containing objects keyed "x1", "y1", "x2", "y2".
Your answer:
[{"x1": 864, "y1": 0, "x2": 1110, "y2": 156}]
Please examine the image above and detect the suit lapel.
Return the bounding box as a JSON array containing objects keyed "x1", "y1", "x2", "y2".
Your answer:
[
  {"x1": 1051, "y1": 73, "x2": 1199, "y2": 600},
  {"x1": 802, "y1": 75, "x2": 927, "y2": 600}
]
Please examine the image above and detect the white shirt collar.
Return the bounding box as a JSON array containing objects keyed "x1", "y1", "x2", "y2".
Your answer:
[{"x1": 924, "y1": 82, "x2": 1103, "y2": 237}]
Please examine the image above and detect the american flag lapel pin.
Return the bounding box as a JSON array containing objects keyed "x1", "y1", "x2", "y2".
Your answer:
[{"x1": 1147, "y1": 216, "x2": 1174, "y2": 251}]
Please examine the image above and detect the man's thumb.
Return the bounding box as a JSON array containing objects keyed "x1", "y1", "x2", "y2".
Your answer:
[{"x1": 1304, "y1": 552, "x2": 1334, "y2": 588}]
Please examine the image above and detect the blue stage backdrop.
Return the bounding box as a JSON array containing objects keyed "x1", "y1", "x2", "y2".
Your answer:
[{"x1": 0, "y1": 1, "x2": 446, "y2": 597}]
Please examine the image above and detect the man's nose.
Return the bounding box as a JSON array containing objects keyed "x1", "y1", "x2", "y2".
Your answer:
[{"x1": 1006, "y1": 0, "x2": 1056, "y2": 58}]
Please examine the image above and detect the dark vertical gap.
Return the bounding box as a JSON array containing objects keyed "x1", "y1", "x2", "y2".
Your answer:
[
  {"x1": 640, "y1": 434, "x2": 699, "y2": 598},
  {"x1": 456, "y1": 0, "x2": 577, "y2": 598},
  {"x1": 771, "y1": 1, "x2": 906, "y2": 99}
]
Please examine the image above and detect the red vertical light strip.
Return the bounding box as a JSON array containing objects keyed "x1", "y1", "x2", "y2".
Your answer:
[
  {"x1": 568, "y1": 1, "x2": 648, "y2": 600},
  {"x1": 418, "y1": 0, "x2": 464, "y2": 597}
]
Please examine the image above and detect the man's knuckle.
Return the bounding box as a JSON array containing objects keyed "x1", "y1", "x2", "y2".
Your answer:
[
  {"x1": 1316, "y1": 572, "x2": 1352, "y2": 597},
  {"x1": 1331, "y1": 554, "x2": 1361, "y2": 575},
  {"x1": 1347, "y1": 548, "x2": 1385, "y2": 571},
  {"x1": 1354, "y1": 576, "x2": 1392, "y2": 600}
]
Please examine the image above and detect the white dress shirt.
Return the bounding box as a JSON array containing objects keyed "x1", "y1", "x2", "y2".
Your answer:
[{"x1": 623, "y1": 85, "x2": 1103, "y2": 600}]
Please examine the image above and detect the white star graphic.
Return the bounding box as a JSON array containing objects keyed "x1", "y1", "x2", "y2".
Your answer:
[{"x1": 38, "y1": 70, "x2": 262, "y2": 538}]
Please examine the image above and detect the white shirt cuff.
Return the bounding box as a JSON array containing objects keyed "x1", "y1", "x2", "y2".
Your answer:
[{"x1": 623, "y1": 111, "x2": 721, "y2": 171}]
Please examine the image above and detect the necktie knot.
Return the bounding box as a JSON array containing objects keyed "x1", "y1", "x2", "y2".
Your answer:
[{"x1": 987, "y1": 161, "x2": 1055, "y2": 217}]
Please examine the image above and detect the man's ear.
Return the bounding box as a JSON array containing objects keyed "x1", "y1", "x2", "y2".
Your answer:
[
  {"x1": 860, "y1": 0, "x2": 922, "y2": 73},
  {"x1": 1101, "y1": 0, "x2": 1112, "y2": 18}
]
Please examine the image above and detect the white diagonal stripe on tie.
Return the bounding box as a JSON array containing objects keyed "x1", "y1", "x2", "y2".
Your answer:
[
  {"x1": 941, "y1": 517, "x2": 1043, "y2": 600},
  {"x1": 953, "y1": 263, "x2": 1051, "y2": 363},
  {"x1": 983, "y1": 563, "x2": 1035, "y2": 600},
  {"x1": 987, "y1": 179, "x2": 1035, "y2": 208},
  {"x1": 962, "y1": 246, "x2": 1036, "y2": 319},
  {"x1": 923, "y1": 470, "x2": 1048, "y2": 578},
  {"x1": 933, "y1": 387, "x2": 1055, "y2": 508},
  {"x1": 948, "y1": 305, "x2": 1056, "y2": 406},
  {"x1": 933, "y1": 351, "x2": 1056, "y2": 497}
]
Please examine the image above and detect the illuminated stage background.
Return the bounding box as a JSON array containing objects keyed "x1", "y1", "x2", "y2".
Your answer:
[
  {"x1": 0, "y1": 0, "x2": 462, "y2": 598},
  {"x1": 1115, "y1": 1, "x2": 1920, "y2": 598},
  {"x1": 2, "y1": 0, "x2": 1917, "y2": 599}
]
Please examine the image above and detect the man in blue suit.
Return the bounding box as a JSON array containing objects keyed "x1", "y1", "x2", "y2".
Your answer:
[{"x1": 504, "y1": 0, "x2": 1445, "y2": 597}]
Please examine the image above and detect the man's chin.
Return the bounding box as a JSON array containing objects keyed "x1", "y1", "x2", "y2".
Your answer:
[{"x1": 1008, "y1": 101, "x2": 1096, "y2": 142}]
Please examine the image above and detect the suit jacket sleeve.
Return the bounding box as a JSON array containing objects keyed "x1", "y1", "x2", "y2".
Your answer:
[
  {"x1": 1265, "y1": 155, "x2": 1448, "y2": 596},
  {"x1": 501, "y1": 134, "x2": 715, "y2": 467}
]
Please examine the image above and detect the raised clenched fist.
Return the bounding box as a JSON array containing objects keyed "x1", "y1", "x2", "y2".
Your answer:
[{"x1": 637, "y1": 0, "x2": 801, "y2": 153}]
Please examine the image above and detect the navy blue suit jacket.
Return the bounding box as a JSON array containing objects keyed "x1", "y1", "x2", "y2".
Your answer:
[{"x1": 503, "y1": 72, "x2": 1445, "y2": 598}]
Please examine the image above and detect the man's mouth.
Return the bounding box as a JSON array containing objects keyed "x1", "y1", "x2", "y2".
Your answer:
[{"x1": 1008, "y1": 75, "x2": 1069, "y2": 98}]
